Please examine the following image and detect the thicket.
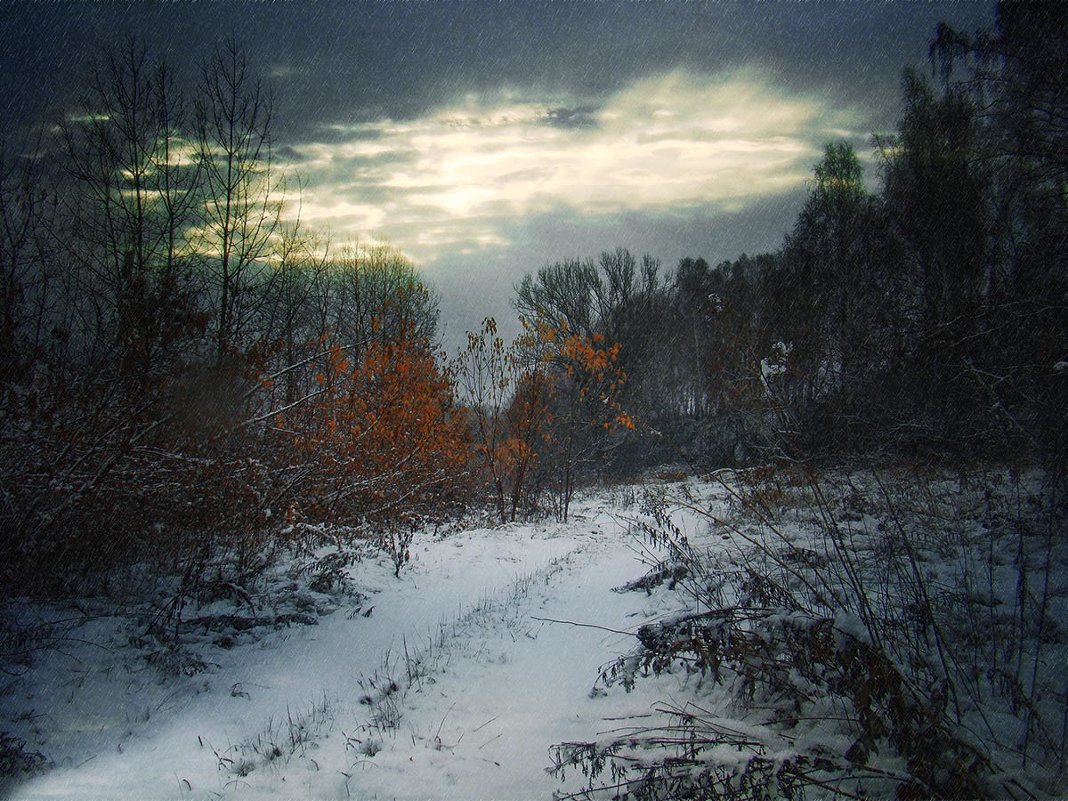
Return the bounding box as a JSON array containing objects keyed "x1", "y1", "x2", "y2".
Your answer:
[
  {"x1": 0, "y1": 38, "x2": 469, "y2": 620},
  {"x1": 0, "y1": 33, "x2": 654, "y2": 631},
  {"x1": 554, "y1": 465, "x2": 1067, "y2": 799}
]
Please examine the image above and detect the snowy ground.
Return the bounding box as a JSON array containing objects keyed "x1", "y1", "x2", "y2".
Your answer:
[
  {"x1": 7, "y1": 468, "x2": 1063, "y2": 799},
  {"x1": 3, "y1": 487, "x2": 703, "y2": 800}
]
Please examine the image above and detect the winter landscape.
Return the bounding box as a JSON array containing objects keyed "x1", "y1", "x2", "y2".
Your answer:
[{"x1": 1, "y1": 2, "x2": 1066, "y2": 799}]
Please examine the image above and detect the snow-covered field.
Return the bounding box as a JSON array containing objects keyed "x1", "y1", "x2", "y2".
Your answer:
[
  {"x1": 3, "y1": 488, "x2": 698, "y2": 800},
  {"x1": 5, "y1": 468, "x2": 1065, "y2": 799}
]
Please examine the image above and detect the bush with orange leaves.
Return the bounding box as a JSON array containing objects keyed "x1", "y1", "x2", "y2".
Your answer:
[
  {"x1": 531, "y1": 321, "x2": 636, "y2": 521},
  {"x1": 457, "y1": 317, "x2": 635, "y2": 524},
  {"x1": 455, "y1": 318, "x2": 555, "y2": 523},
  {"x1": 283, "y1": 324, "x2": 470, "y2": 575}
]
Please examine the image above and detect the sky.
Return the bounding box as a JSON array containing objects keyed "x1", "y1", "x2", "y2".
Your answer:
[{"x1": 0, "y1": 1, "x2": 996, "y2": 350}]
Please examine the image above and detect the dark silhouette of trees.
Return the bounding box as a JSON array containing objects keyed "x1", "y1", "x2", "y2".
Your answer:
[
  {"x1": 0, "y1": 140, "x2": 51, "y2": 385},
  {"x1": 509, "y1": 10, "x2": 1065, "y2": 469},
  {"x1": 930, "y1": 1, "x2": 1068, "y2": 470},
  {"x1": 195, "y1": 35, "x2": 280, "y2": 364},
  {"x1": 57, "y1": 41, "x2": 203, "y2": 392}
]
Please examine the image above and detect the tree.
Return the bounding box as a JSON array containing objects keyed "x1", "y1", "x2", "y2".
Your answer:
[
  {"x1": 286, "y1": 323, "x2": 469, "y2": 575},
  {"x1": 882, "y1": 73, "x2": 987, "y2": 343},
  {"x1": 515, "y1": 249, "x2": 667, "y2": 467},
  {"x1": 533, "y1": 324, "x2": 634, "y2": 521},
  {"x1": 872, "y1": 70, "x2": 993, "y2": 449},
  {"x1": 325, "y1": 240, "x2": 439, "y2": 359},
  {"x1": 256, "y1": 193, "x2": 331, "y2": 407},
  {"x1": 58, "y1": 40, "x2": 202, "y2": 390},
  {"x1": 930, "y1": 1, "x2": 1068, "y2": 465},
  {"x1": 933, "y1": 2, "x2": 1068, "y2": 218},
  {"x1": 780, "y1": 142, "x2": 869, "y2": 406},
  {"x1": 0, "y1": 140, "x2": 51, "y2": 385},
  {"x1": 515, "y1": 258, "x2": 598, "y2": 339},
  {"x1": 194, "y1": 36, "x2": 280, "y2": 363},
  {"x1": 456, "y1": 317, "x2": 553, "y2": 523},
  {"x1": 671, "y1": 257, "x2": 717, "y2": 418}
]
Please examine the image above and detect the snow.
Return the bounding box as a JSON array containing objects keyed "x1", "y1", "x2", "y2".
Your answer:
[
  {"x1": 6, "y1": 469, "x2": 1065, "y2": 799},
  {"x1": 3, "y1": 493, "x2": 691, "y2": 800}
]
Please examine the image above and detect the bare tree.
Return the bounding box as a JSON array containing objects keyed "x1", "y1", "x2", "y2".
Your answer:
[
  {"x1": 194, "y1": 36, "x2": 280, "y2": 363},
  {"x1": 58, "y1": 39, "x2": 201, "y2": 387},
  {"x1": 259, "y1": 186, "x2": 331, "y2": 405},
  {"x1": 0, "y1": 138, "x2": 52, "y2": 384}
]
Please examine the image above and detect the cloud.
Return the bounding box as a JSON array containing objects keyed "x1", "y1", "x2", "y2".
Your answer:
[
  {"x1": 280, "y1": 69, "x2": 860, "y2": 264},
  {"x1": 543, "y1": 105, "x2": 600, "y2": 130}
]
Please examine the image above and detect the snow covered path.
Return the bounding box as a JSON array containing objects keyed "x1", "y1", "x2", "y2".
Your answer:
[{"x1": 10, "y1": 494, "x2": 692, "y2": 800}]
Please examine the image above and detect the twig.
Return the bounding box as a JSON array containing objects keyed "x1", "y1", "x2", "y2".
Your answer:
[
  {"x1": 435, "y1": 702, "x2": 455, "y2": 741},
  {"x1": 473, "y1": 715, "x2": 499, "y2": 732},
  {"x1": 531, "y1": 616, "x2": 635, "y2": 636}
]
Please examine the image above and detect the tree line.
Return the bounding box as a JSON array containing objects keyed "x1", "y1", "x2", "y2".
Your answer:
[{"x1": 499, "y1": 1, "x2": 1066, "y2": 489}]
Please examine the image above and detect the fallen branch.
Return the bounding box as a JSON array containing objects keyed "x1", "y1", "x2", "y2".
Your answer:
[{"x1": 531, "y1": 616, "x2": 635, "y2": 637}]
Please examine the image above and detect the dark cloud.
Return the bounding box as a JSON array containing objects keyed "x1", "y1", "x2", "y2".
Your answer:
[
  {"x1": 543, "y1": 106, "x2": 601, "y2": 130},
  {"x1": 308, "y1": 125, "x2": 387, "y2": 144},
  {"x1": 2, "y1": 2, "x2": 994, "y2": 143},
  {"x1": 0, "y1": 1, "x2": 997, "y2": 347},
  {"x1": 274, "y1": 145, "x2": 311, "y2": 164}
]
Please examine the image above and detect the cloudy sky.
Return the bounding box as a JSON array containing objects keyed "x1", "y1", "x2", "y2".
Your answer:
[{"x1": 1, "y1": 1, "x2": 994, "y2": 349}]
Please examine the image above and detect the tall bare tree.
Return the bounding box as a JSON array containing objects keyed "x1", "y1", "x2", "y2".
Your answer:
[
  {"x1": 0, "y1": 139, "x2": 51, "y2": 384},
  {"x1": 59, "y1": 39, "x2": 200, "y2": 388},
  {"x1": 194, "y1": 36, "x2": 280, "y2": 363}
]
